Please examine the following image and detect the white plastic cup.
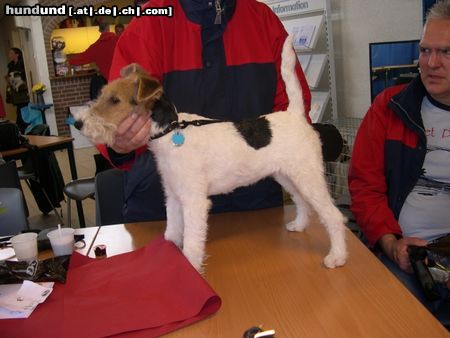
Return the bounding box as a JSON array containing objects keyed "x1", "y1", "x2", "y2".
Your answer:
[
  {"x1": 47, "y1": 228, "x2": 75, "y2": 256},
  {"x1": 11, "y1": 233, "x2": 38, "y2": 261}
]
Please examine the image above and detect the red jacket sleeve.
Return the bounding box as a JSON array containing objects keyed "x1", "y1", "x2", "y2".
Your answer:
[
  {"x1": 69, "y1": 41, "x2": 99, "y2": 66},
  {"x1": 348, "y1": 92, "x2": 402, "y2": 247}
]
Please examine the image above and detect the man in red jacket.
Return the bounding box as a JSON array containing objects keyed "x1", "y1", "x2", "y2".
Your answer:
[
  {"x1": 96, "y1": 0, "x2": 312, "y2": 223},
  {"x1": 69, "y1": 22, "x2": 118, "y2": 83},
  {"x1": 349, "y1": 0, "x2": 450, "y2": 325}
]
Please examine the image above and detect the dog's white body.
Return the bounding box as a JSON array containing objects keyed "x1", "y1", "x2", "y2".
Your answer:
[
  {"x1": 149, "y1": 37, "x2": 347, "y2": 271},
  {"x1": 76, "y1": 36, "x2": 347, "y2": 272},
  {"x1": 8, "y1": 71, "x2": 26, "y2": 91}
]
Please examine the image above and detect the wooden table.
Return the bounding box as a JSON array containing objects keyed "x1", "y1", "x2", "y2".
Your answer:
[
  {"x1": 1, "y1": 135, "x2": 77, "y2": 180},
  {"x1": 90, "y1": 206, "x2": 449, "y2": 337},
  {"x1": 0, "y1": 135, "x2": 87, "y2": 226}
]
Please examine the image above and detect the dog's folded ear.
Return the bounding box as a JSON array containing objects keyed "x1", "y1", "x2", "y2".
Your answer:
[
  {"x1": 120, "y1": 63, "x2": 164, "y2": 110},
  {"x1": 120, "y1": 63, "x2": 144, "y2": 78},
  {"x1": 137, "y1": 77, "x2": 163, "y2": 110}
]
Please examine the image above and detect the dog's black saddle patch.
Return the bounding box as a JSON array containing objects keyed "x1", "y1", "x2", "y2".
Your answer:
[{"x1": 234, "y1": 117, "x2": 272, "y2": 149}]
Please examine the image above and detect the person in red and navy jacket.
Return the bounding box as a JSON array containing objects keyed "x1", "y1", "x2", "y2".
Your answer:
[
  {"x1": 97, "y1": 0, "x2": 311, "y2": 223},
  {"x1": 349, "y1": 0, "x2": 450, "y2": 325},
  {"x1": 69, "y1": 22, "x2": 118, "y2": 82}
]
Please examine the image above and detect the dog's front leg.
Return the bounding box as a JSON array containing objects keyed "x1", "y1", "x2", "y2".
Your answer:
[
  {"x1": 164, "y1": 193, "x2": 184, "y2": 249},
  {"x1": 180, "y1": 196, "x2": 211, "y2": 273}
]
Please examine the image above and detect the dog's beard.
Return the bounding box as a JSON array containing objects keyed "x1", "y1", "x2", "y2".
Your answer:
[{"x1": 79, "y1": 113, "x2": 118, "y2": 147}]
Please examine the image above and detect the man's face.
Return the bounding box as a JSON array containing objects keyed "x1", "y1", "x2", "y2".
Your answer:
[
  {"x1": 419, "y1": 19, "x2": 450, "y2": 105},
  {"x1": 115, "y1": 27, "x2": 124, "y2": 36}
]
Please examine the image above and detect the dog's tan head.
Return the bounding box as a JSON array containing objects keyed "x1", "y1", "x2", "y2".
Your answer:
[{"x1": 73, "y1": 63, "x2": 163, "y2": 146}]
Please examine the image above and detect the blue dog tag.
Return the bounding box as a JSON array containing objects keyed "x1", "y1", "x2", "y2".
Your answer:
[{"x1": 172, "y1": 131, "x2": 185, "y2": 146}]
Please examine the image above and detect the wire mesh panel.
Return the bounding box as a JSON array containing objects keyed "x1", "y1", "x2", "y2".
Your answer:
[{"x1": 324, "y1": 117, "x2": 363, "y2": 205}]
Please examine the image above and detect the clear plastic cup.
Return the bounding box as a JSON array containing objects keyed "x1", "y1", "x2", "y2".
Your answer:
[
  {"x1": 10, "y1": 233, "x2": 38, "y2": 261},
  {"x1": 47, "y1": 228, "x2": 75, "y2": 256}
]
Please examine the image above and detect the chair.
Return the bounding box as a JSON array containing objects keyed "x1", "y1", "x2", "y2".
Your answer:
[
  {"x1": 63, "y1": 177, "x2": 95, "y2": 228},
  {"x1": 63, "y1": 154, "x2": 113, "y2": 227},
  {"x1": 14, "y1": 123, "x2": 65, "y2": 224},
  {"x1": 95, "y1": 169, "x2": 125, "y2": 226},
  {"x1": 17, "y1": 151, "x2": 65, "y2": 225},
  {"x1": 0, "y1": 161, "x2": 29, "y2": 217},
  {"x1": 0, "y1": 188, "x2": 28, "y2": 236},
  {"x1": 26, "y1": 124, "x2": 50, "y2": 136}
]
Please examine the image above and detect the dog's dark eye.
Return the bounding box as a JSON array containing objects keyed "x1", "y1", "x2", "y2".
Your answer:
[
  {"x1": 130, "y1": 97, "x2": 137, "y2": 105},
  {"x1": 109, "y1": 96, "x2": 120, "y2": 104}
]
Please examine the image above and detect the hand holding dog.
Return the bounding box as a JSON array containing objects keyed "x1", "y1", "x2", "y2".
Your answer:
[
  {"x1": 111, "y1": 112, "x2": 152, "y2": 154},
  {"x1": 379, "y1": 234, "x2": 427, "y2": 273}
]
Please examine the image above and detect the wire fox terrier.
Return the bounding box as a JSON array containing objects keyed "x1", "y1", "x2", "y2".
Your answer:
[{"x1": 73, "y1": 37, "x2": 348, "y2": 272}]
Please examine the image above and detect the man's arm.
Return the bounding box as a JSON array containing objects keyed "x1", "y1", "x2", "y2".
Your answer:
[
  {"x1": 348, "y1": 93, "x2": 403, "y2": 247},
  {"x1": 69, "y1": 41, "x2": 98, "y2": 66}
]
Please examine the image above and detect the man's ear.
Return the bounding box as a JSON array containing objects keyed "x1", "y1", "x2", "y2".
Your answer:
[{"x1": 137, "y1": 76, "x2": 163, "y2": 110}]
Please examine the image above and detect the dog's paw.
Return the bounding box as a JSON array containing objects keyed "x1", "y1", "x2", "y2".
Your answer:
[
  {"x1": 164, "y1": 233, "x2": 183, "y2": 249},
  {"x1": 183, "y1": 250, "x2": 205, "y2": 273},
  {"x1": 323, "y1": 252, "x2": 347, "y2": 269},
  {"x1": 285, "y1": 220, "x2": 307, "y2": 232},
  {"x1": 190, "y1": 260, "x2": 205, "y2": 273},
  {"x1": 197, "y1": 265, "x2": 206, "y2": 276}
]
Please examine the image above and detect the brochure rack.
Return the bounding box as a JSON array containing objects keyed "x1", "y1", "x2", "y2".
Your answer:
[{"x1": 263, "y1": 0, "x2": 337, "y2": 122}]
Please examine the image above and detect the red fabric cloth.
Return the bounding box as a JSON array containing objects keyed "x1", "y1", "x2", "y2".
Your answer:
[
  {"x1": 1, "y1": 236, "x2": 221, "y2": 338},
  {"x1": 69, "y1": 32, "x2": 119, "y2": 80}
]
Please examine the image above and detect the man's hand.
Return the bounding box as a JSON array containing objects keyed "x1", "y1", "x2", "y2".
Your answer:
[
  {"x1": 111, "y1": 113, "x2": 151, "y2": 154},
  {"x1": 379, "y1": 234, "x2": 427, "y2": 273}
]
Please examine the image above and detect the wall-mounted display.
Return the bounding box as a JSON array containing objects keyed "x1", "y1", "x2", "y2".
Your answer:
[
  {"x1": 369, "y1": 40, "x2": 420, "y2": 102},
  {"x1": 264, "y1": 0, "x2": 337, "y2": 122}
]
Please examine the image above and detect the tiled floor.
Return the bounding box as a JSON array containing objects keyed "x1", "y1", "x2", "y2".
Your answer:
[{"x1": 24, "y1": 146, "x2": 99, "y2": 230}]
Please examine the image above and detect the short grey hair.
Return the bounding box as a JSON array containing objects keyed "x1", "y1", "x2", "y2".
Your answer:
[{"x1": 426, "y1": 0, "x2": 450, "y2": 21}]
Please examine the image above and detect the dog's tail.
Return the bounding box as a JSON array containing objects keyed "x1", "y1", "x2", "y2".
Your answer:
[{"x1": 281, "y1": 35, "x2": 305, "y2": 118}]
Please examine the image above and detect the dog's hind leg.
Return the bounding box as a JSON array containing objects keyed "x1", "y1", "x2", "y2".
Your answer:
[
  {"x1": 164, "y1": 193, "x2": 184, "y2": 249},
  {"x1": 273, "y1": 173, "x2": 309, "y2": 232},
  {"x1": 281, "y1": 166, "x2": 348, "y2": 268},
  {"x1": 180, "y1": 195, "x2": 212, "y2": 272}
]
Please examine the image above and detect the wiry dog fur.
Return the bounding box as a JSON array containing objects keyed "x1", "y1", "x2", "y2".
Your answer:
[{"x1": 74, "y1": 37, "x2": 348, "y2": 272}]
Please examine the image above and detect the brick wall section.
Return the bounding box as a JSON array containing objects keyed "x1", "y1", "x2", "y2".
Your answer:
[
  {"x1": 50, "y1": 76, "x2": 91, "y2": 135},
  {"x1": 39, "y1": 0, "x2": 104, "y2": 136}
]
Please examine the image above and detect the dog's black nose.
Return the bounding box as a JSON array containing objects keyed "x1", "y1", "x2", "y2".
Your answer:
[{"x1": 74, "y1": 120, "x2": 84, "y2": 130}]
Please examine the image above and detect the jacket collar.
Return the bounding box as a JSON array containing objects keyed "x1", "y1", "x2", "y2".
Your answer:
[
  {"x1": 426, "y1": 92, "x2": 450, "y2": 111},
  {"x1": 179, "y1": 0, "x2": 236, "y2": 27},
  {"x1": 389, "y1": 76, "x2": 427, "y2": 140}
]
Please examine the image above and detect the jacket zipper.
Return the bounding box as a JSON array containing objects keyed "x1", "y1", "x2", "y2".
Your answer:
[
  {"x1": 214, "y1": 0, "x2": 223, "y2": 25},
  {"x1": 390, "y1": 98, "x2": 426, "y2": 141}
]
